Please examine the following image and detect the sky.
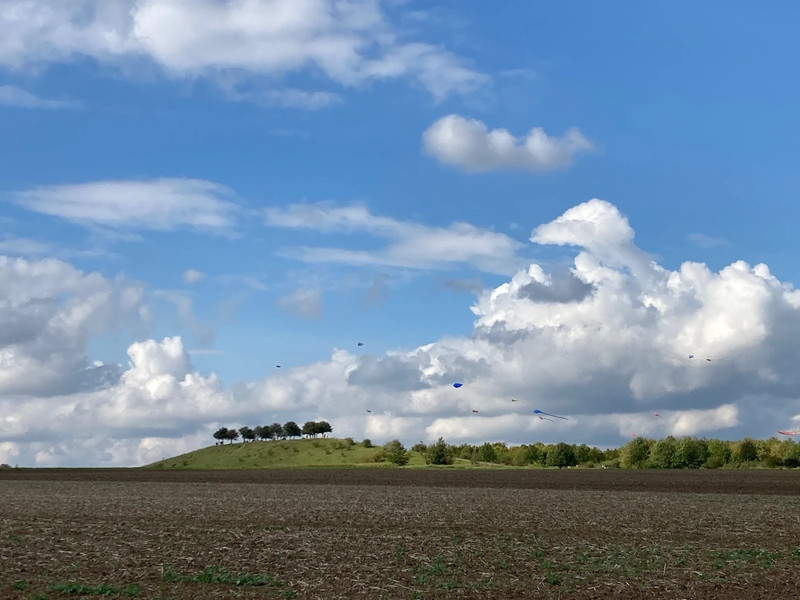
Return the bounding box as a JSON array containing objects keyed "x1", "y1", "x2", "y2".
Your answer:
[{"x1": 2, "y1": 1, "x2": 800, "y2": 466}]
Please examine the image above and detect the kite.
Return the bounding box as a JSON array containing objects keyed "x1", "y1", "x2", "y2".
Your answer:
[
  {"x1": 357, "y1": 342, "x2": 365, "y2": 347},
  {"x1": 275, "y1": 365, "x2": 282, "y2": 368},
  {"x1": 453, "y1": 382, "x2": 463, "y2": 388},
  {"x1": 688, "y1": 355, "x2": 694, "y2": 359},
  {"x1": 537, "y1": 416, "x2": 553, "y2": 422},
  {"x1": 653, "y1": 412, "x2": 661, "y2": 417},
  {"x1": 471, "y1": 409, "x2": 479, "y2": 414},
  {"x1": 533, "y1": 409, "x2": 568, "y2": 420},
  {"x1": 778, "y1": 430, "x2": 800, "y2": 436},
  {"x1": 511, "y1": 398, "x2": 517, "y2": 402},
  {"x1": 366, "y1": 410, "x2": 372, "y2": 413}
]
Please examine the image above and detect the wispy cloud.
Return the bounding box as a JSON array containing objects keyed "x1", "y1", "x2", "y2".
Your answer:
[
  {"x1": 423, "y1": 114, "x2": 592, "y2": 173},
  {"x1": 688, "y1": 233, "x2": 729, "y2": 248},
  {"x1": 0, "y1": 85, "x2": 81, "y2": 109},
  {"x1": 182, "y1": 269, "x2": 205, "y2": 284},
  {"x1": 12, "y1": 178, "x2": 241, "y2": 234},
  {"x1": 277, "y1": 286, "x2": 323, "y2": 319},
  {"x1": 265, "y1": 201, "x2": 525, "y2": 275}
]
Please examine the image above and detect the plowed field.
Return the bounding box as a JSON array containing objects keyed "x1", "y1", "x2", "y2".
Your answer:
[{"x1": 2, "y1": 468, "x2": 800, "y2": 599}]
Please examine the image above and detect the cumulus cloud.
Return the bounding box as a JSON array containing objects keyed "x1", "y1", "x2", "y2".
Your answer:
[
  {"x1": 0, "y1": 336, "x2": 239, "y2": 466},
  {"x1": 254, "y1": 198, "x2": 800, "y2": 449},
  {"x1": 12, "y1": 178, "x2": 241, "y2": 233},
  {"x1": 7, "y1": 199, "x2": 800, "y2": 466},
  {"x1": 0, "y1": 255, "x2": 147, "y2": 397},
  {"x1": 0, "y1": 0, "x2": 486, "y2": 103},
  {"x1": 423, "y1": 114, "x2": 592, "y2": 173},
  {"x1": 265, "y1": 201, "x2": 525, "y2": 275},
  {"x1": 0, "y1": 85, "x2": 81, "y2": 109}
]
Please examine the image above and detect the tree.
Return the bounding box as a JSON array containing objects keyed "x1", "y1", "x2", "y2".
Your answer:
[
  {"x1": 620, "y1": 437, "x2": 652, "y2": 468},
  {"x1": 477, "y1": 442, "x2": 498, "y2": 463},
  {"x1": 705, "y1": 438, "x2": 731, "y2": 468},
  {"x1": 317, "y1": 421, "x2": 333, "y2": 437},
  {"x1": 383, "y1": 439, "x2": 409, "y2": 466},
  {"x1": 546, "y1": 442, "x2": 577, "y2": 469},
  {"x1": 783, "y1": 441, "x2": 800, "y2": 468},
  {"x1": 239, "y1": 426, "x2": 255, "y2": 442},
  {"x1": 735, "y1": 438, "x2": 758, "y2": 463},
  {"x1": 674, "y1": 437, "x2": 708, "y2": 469},
  {"x1": 523, "y1": 443, "x2": 545, "y2": 465},
  {"x1": 225, "y1": 429, "x2": 240, "y2": 444},
  {"x1": 425, "y1": 437, "x2": 454, "y2": 465},
  {"x1": 648, "y1": 436, "x2": 677, "y2": 469},
  {"x1": 213, "y1": 427, "x2": 229, "y2": 444},
  {"x1": 270, "y1": 422, "x2": 284, "y2": 440},
  {"x1": 301, "y1": 421, "x2": 317, "y2": 437},
  {"x1": 284, "y1": 421, "x2": 301, "y2": 439}
]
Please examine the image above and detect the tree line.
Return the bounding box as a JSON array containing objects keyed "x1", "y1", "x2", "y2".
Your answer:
[
  {"x1": 212, "y1": 420, "x2": 333, "y2": 444},
  {"x1": 397, "y1": 435, "x2": 800, "y2": 469}
]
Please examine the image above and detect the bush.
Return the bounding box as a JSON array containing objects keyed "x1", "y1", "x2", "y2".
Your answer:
[
  {"x1": 411, "y1": 442, "x2": 428, "y2": 453},
  {"x1": 383, "y1": 440, "x2": 410, "y2": 466},
  {"x1": 361, "y1": 439, "x2": 373, "y2": 448},
  {"x1": 545, "y1": 442, "x2": 577, "y2": 469},
  {"x1": 425, "y1": 437, "x2": 454, "y2": 465}
]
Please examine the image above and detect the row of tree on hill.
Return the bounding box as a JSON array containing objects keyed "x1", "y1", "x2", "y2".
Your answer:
[
  {"x1": 212, "y1": 420, "x2": 333, "y2": 444},
  {"x1": 397, "y1": 435, "x2": 800, "y2": 469}
]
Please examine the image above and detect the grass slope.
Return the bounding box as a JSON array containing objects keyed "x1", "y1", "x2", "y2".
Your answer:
[{"x1": 143, "y1": 438, "x2": 428, "y2": 469}]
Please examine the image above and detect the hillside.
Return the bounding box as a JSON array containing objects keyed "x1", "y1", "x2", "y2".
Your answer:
[{"x1": 143, "y1": 437, "x2": 427, "y2": 469}]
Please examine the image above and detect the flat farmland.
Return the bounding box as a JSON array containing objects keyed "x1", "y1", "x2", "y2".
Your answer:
[{"x1": 2, "y1": 469, "x2": 800, "y2": 599}]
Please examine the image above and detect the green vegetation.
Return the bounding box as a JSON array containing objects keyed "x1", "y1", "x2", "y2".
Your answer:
[
  {"x1": 145, "y1": 433, "x2": 800, "y2": 470},
  {"x1": 44, "y1": 581, "x2": 141, "y2": 596},
  {"x1": 145, "y1": 437, "x2": 391, "y2": 469}
]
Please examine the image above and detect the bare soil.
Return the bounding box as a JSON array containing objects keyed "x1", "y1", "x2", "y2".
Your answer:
[{"x1": 2, "y1": 468, "x2": 800, "y2": 599}]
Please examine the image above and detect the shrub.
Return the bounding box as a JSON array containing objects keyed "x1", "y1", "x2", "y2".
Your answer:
[
  {"x1": 425, "y1": 437, "x2": 454, "y2": 465},
  {"x1": 383, "y1": 440, "x2": 410, "y2": 466}
]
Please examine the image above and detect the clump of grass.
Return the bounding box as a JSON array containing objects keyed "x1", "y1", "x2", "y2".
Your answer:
[
  {"x1": 47, "y1": 582, "x2": 119, "y2": 595},
  {"x1": 161, "y1": 565, "x2": 287, "y2": 588}
]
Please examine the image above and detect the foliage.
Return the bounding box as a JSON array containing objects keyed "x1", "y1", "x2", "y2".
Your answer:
[
  {"x1": 302, "y1": 420, "x2": 333, "y2": 437},
  {"x1": 620, "y1": 437, "x2": 652, "y2": 468},
  {"x1": 648, "y1": 436, "x2": 677, "y2": 468},
  {"x1": 383, "y1": 439, "x2": 410, "y2": 466},
  {"x1": 425, "y1": 437, "x2": 455, "y2": 465},
  {"x1": 283, "y1": 421, "x2": 302, "y2": 438},
  {"x1": 546, "y1": 442, "x2": 577, "y2": 468}
]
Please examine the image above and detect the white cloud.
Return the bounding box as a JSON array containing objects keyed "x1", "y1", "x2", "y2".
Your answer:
[
  {"x1": 688, "y1": 232, "x2": 728, "y2": 248},
  {"x1": 422, "y1": 114, "x2": 593, "y2": 172},
  {"x1": 277, "y1": 286, "x2": 323, "y2": 319},
  {"x1": 265, "y1": 201, "x2": 525, "y2": 275},
  {"x1": 0, "y1": 236, "x2": 54, "y2": 256},
  {"x1": 12, "y1": 178, "x2": 241, "y2": 233},
  {"x1": 0, "y1": 0, "x2": 486, "y2": 103},
  {"x1": 182, "y1": 269, "x2": 205, "y2": 284},
  {"x1": 0, "y1": 85, "x2": 81, "y2": 109},
  {"x1": 0, "y1": 255, "x2": 148, "y2": 397},
  {"x1": 7, "y1": 199, "x2": 800, "y2": 466}
]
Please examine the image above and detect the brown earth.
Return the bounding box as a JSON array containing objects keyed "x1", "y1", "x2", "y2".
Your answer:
[{"x1": 2, "y1": 468, "x2": 800, "y2": 599}]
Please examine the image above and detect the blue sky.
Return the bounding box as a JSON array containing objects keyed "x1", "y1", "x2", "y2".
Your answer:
[{"x1": 2, "y1": 1, "x2": 800, "y2": 466}]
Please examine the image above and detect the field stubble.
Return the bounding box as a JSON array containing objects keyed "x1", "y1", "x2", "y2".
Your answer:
[{"x1": 2, "y1": 469, "x2": 800, "y2": 599}]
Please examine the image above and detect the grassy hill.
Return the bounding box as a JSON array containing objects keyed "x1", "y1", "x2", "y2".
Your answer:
[{"x1": 143, "y1": 437, "x2": 430, "y2": 469}]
